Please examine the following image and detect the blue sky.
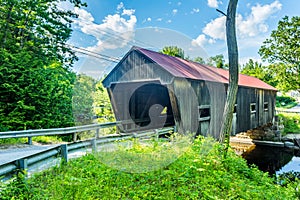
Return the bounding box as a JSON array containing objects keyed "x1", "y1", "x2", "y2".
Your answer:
[{"x1": 62, "y1": 0, "x2": 299, "y2": 78}]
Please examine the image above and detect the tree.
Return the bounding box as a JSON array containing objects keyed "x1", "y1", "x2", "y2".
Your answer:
[
  {"x1": 160, "y1": 46, "x2": 185, "y2": 59},
  {"x1": 194, "y1": 57, "x2": 206, "y2": 64},
  {"x1": 207, "y1": 54, "x2": 226, "y2": 68},
  {"x1": 241, "y1": 59, "x2": 269, "y2": 81},
  {"x1": 0, "y1": 0, "x2": 86, "y2": 131},
  {"x1": 218, "y1": 0, "x2": 239, "y2": 157},
  {"x1": 72, "y1": 74, "x2": 96, "y2": 126},
  {"x1": 259, "y1": 16, "x2": 300, "y2": 92}
]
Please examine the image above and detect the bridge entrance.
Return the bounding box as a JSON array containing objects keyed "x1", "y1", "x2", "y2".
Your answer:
[{"x1": 109, "y1": 81, "x2": 175, "y2": 132}]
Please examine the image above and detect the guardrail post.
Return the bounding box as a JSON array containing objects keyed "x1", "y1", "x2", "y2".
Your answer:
[
  {"x1": 174, "y1": 125, "x2": 177, "y2": 133},
  {"x1": 18, "y1": 158, "x2": 28, "y2": 177},
  {"x1": 96, "y1": 128, "x2": 100, "y2": 138},
  {"x1": 73, "y1": 133, "x2": 77, "y2": 142},
  {"x1": 61, "y1": 144, "x2": 68, "y2": 163},
  {"x1": 154, "y1": 129, "x2": 159, "y2": 140},
  {"x1": 91, "y1": 139, "x2": 97, "y2": 152},
  {"x1": 28, "y1": 137, "x2": 32, "y2": 145}
]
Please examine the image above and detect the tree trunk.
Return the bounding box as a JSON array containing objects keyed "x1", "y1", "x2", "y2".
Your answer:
[{"x1": 219, "y1": 0, "x2": 239, "y2": 156}]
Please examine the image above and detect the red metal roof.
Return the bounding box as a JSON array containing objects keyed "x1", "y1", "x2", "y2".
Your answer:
[{"x1": 136, "y1": 47, "x2": 277, "y2": 91}]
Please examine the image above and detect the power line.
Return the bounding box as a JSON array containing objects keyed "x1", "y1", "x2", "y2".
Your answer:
[{"x1": 67, "y1": 44, "x2": 121, "y2": 63}]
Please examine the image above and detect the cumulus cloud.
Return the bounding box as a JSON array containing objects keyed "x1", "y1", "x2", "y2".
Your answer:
[
  {"x1": 193, "y1": 0, "x2": 282, "y2": 46},
  {"x1": 192, "y1": 34, "x2": 207, "y2": 47},
  {"x1": 122, "y1": 9, "x2": 135, "y2": 16},
  {"x1": 73, "y1": 3, "x2": 137, "y2": 52},
  {"x1": 207, "y1": 0, "x2": 220, "y2": 8},
  {"x1": 237, "y1": 0, "x2": 282, "y2": 37}
]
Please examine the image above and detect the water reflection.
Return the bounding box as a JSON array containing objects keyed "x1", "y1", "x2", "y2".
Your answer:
[{"x1": 241, "y1": 145, "x2": 300, "y2": 175}]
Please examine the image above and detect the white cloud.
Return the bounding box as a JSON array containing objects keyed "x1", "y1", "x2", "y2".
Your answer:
[
  {"x1": 191, "y1": 8, "x2": 200, "y2": 14},
  {"x1": 207, "y1": 0, "x2": 220, "y2": 8},
  {"x1": 203, "y1": 16, "x2": 226, "y2": 40},
  {"x1": 157, "y1": 18, "x2": 162, "y2": 22},
  {"x1": 172, "y1": 9, "x2": 178, "y2": 15},
  {"x1": 167, "y1": 19, "x2": 172, "y2": 23},
  {"x1": 73, "y1": 3, "x2": 137, "y2": 53},
  {"x1": 192, "y1": 34, "x2": 207, "y2": 47},
  {"x1": 178, "y1": 2, "x2": 182, "y2": 6},
  {"x1": 237, "y1": 0, "x2": 282, "y2": 37},
  {"x1": 147, "y1": 17, "x2": 152, "y2": 22},
  {"x1": 117, "y1": 2, "x2": 124, "y2": 10},
  {"x1": 195, "y1": 0, "x2": 282, "y2": 42},
  {"x1": 122, "y1": 9, "x2": 135, "y2": 16}
]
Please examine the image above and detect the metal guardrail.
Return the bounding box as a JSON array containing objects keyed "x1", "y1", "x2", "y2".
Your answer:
[
  {"x1": 0, "y1": 126, "x2": 174, "y2": 180},
  {"x1": 276, "y1": 109, "x2": 300, "y2": 114},
  {"x1": 0, "y1": 122, "x2": 119, "y2": 144}
]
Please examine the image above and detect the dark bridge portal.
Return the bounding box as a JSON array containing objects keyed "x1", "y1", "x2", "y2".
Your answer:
[{"x1": 129, "y1": 83, "x2": 175, "y2": 129}]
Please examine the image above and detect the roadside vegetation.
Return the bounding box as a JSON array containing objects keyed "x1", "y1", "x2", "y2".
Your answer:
[
  {"x1": 278, "y1": 113, "x2": 300, "y2": 134},
  {"x1": 1, "y1": 137, "x2": 299, "y2": 199},
  {"x1": 276, "y1": 96, "x2": 298, "y2": 109}
]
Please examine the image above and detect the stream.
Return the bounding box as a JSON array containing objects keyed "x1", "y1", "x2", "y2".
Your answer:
[{"x1": 241, "y1": 145, "x2": 300, "y2": 175}]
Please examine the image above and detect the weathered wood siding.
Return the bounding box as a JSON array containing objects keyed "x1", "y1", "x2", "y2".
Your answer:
[{"x1": 103, "y1": 50, "x2": 174, "y2": 87}]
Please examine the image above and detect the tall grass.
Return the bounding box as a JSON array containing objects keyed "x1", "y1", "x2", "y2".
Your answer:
[{"x1": 1, "y1": 136, "x2": 299, "y2": 199}]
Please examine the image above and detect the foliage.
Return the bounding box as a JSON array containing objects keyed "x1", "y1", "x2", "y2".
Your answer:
[
  {"x1": 276, "y1": 95, "x2": 297, "y2": 109},
  {"x1": 259, "y1": 16, "x2": 300, "y2": 92},
  {"x1": 278, "y1": 113, "x2": 300, "y2": 134},
  {"x1": 1, "y1": 137, "x2": 298, "y2": 199},
  {"x1": 241, "y1": 59, "x2": 275, "y2": 86},
  {"x1": 0, "y1": 0, "x2": 86, "y2": 131},
  {"x1": 159, "y1": 46, "x2": 185, "y2": 59},
  {"x1": 72, "y1": 74, "x2": 96, "y2": 126},
  {"x1": 207, "y1": 54, "x2": 226, "y2": 69},
  {"x1": 94, "y1": 79, "x2": 115, "y2": 124},
  {"x1": 194, "y1": 56, "x2": 206, "y2": 64}
]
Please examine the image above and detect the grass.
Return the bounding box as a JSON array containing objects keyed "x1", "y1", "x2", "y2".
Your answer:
[
  {"x1": 1, "y1": 136, "x2": 299, "y2": 199},
  {"x1": 278, "y1": 113, "x2": 300, "y2": 134}
]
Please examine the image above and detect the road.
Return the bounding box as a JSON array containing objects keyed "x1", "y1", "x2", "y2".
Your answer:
[{"x1": 0, "y1": 144, "x2": 60, "y2": 166}]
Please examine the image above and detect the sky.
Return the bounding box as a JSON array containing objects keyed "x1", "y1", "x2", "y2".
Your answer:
[{"x1": 61, "y1": 0, "x2": 300, "y2": 79}]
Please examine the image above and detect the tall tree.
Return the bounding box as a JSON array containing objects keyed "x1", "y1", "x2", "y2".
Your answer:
[
  {"x1": 259, "y1": 16, "x2": 300, "y2": 92},
  {"x1": 218, "y1": 0, "x2": 239, "y2": 157},
  {"x1": 194, "y1": 56, "x2": 206, "y2": 64},
  {"x1": 0, "y1": 0, "x2": 86, "y2": 131},
  {"x1": 160, "y1": 46, "x2": 185, "y2": 59},
  {"x1": 207, "y1": 54, "x2": 226, "y2": 68}
]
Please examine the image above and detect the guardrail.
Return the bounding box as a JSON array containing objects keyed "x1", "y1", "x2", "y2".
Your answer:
[
  {"x1": 276, "y1": 109, "x2": 300, "y2": 114},
  {"x1": 0, "y1": 122, "x2": 119, "y2": 145},
  {"x1": 0, "y1": 126, "x2": 174, "y2": 180}
]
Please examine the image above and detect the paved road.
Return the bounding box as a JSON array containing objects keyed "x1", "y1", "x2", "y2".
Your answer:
[
  {"x1": 0, "y1": 144, "x2": 59, "y2": 165},
  {"x1": 289, "y1": 103, "x2": 300, "y2": 112}
]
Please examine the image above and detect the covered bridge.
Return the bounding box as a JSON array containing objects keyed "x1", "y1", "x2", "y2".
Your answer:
[{"x1": 102, "y1": 46, "x2": 277, "y2": 139}]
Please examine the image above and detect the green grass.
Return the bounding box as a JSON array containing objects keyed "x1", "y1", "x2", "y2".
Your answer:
[
  {"x1": 278, "y1": 113, "x2": 300, "y2": 134},
  {"x1": 1, "y1": 136, "x2": 299, "y2": 199}
]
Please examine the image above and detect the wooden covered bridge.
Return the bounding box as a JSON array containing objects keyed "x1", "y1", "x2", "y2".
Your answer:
[{"x1": 102, "y1": 46, "x2": 277, "y2": 139}]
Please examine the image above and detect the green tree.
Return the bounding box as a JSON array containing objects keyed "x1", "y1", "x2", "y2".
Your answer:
[
  {"x1": 259, "y1": 16, "x2": 300, "y2": 92},
  {"x1": 241, "y1": 59, "x2": 272, "y2": 83},
  {"x1": 194, "y1": 57, "x2": 206, "y2": 64},
  {"x1": 94, "y1": 79, "x2": 115, "y2": 123},
  {"x1": 0, "y1": 0, "x2": 86, "y2": 131},
  {"x1": 207, "y1": 54, "x2": 226, "y2": 68},
  {"x1": 72, "y1": 74, "x2": 96, "y2": 126},
  {"x1": 160, "y1": 46, "x2": 185, "y2": 59}
]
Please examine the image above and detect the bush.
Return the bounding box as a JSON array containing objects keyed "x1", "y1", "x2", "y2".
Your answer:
[
  {"x1": 276, "y1": 95, "x2": 297, "y2": 109},
  {"x1": 278, "y1": 113, "x2": 300, "y2": 134},
  {"x1": 0, "y1": 137, "x2": 298, "y2": 199}
]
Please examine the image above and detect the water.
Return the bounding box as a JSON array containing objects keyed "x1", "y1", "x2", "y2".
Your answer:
[{"x1": 241, "y1": 145, "x2": 300, "y2": 175}]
